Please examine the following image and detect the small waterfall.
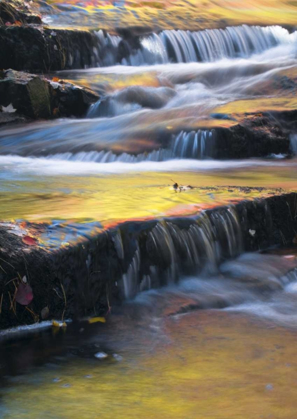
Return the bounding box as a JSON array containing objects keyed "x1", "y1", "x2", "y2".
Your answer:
[
  {"x1": 93, "y1": 30, "x2": 122, "y2": 66},
  {"x1": 119, "y1": 206, "x2": 243, "y2": 299},
  {"x1": 126, "y1": 25, "x2": 295, "y2": 65},
  {"x1": 43, "y1": 129, "x2": 214, "y2": 162},
  {"x1": 88, "y1": 25, "x2": 295, "y2": 67},
  {"x1": 171, "y1": 130, "x2": 215, "y2": 159}
]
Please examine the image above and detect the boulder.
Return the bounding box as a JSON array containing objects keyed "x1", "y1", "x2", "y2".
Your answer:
[
  {"x1": 0, "y1": 69, "x2": 99, "y2": 119},
  {"x1": 0, "y1": 26, "x2": 102, "y2": 72}
]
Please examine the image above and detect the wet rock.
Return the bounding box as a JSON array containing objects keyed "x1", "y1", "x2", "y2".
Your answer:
[
  {"x1": 0, "y1": 26, "x2": 101, "y2": 72},
  {"x1": 0, "y1": 70, "x2": 51, "y2": 119},
  {"x1": 0, "y1": 70, "x2": 99, "y2": 119},
  {"x1": 0, "y1": 193, "x2": 297, "y2": 330},
  {"x1": 216, "y1": 111, "x2": 297, "y2": 158}
]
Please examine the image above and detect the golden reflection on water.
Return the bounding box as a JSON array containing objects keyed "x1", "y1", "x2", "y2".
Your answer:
[
  {"x1": 0, "y1": 167, "x2": 296, "y2": 225},
  {"x1": 39, "y1": 0, "x2": 297, "y2": 31},
  {"x1": 3, "y1": 311, "x2": 297, "y2": 418}
]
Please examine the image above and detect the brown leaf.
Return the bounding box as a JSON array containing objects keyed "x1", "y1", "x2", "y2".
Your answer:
[{"x1": 15, "y1": 282, "x2": 33, "y2": 306}]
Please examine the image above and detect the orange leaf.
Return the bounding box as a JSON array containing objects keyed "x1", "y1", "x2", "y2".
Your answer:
[
  {"x1": 52, "y1": 77, "x2": 59, "y2": 82},
  {"x1": 22, "y1": 235, "x2": 38, "y2": 246}
]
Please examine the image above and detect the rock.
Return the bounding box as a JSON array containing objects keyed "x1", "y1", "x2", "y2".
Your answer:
[
  {"x1": 0, "y1": 70, "x2": 51, "y2": 118},
  {"x1": 0, "y1": 70, "x2": 99, "y2": 119},
  {"x1": 49, "y1": 80, "x2": 100, "y2": 118},
  {"x1": 0, "y1": 26, "x2": 102, "y2": 72}
]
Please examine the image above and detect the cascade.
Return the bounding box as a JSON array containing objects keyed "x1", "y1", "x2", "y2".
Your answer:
[
  {"x1": 119, "y1": 206, "x2": 243, "y2": 299},
  {"x1": 121, "y1": 25, "x2": 295, "y2": 65}
]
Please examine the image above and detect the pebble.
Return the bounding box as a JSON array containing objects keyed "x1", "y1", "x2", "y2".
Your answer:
[{"x1": 266, "y1": 384, "x2": 273, "y2": 391}]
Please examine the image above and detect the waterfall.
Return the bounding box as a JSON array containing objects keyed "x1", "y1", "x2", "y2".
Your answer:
[
  {"x1": 88, "y1": 25, "x2": 295, "y2": 67},
  {"x1": 126, "y1": 25, "x2": 295, "y2": 65},
  {"x1": 43, "y1": 129, "x2": 214, "y2": 162},
  {"x1": 171, "y1": 130, "x2": 214, "y2": 159},
  {"x1": 119, "y1": 206, "x2": 243, "y2": 299}
]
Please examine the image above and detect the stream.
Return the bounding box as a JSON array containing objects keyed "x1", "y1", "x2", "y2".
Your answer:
[{"x1": 0, "y1": 21, "x2": 297, "y2": 418}]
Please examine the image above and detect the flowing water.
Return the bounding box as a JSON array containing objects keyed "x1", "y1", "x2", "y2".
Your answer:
[{"x1": 1, "y1": 22, "x2": 297, "y2": 418}]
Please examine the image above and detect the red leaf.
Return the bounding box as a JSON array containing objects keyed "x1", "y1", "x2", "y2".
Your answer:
[
  {"x1": 15, "y1": 283, "x2": 33, "y2": 306},
  {"x1": 22, "y1": 235, "x2": 38, "y2": 246}
]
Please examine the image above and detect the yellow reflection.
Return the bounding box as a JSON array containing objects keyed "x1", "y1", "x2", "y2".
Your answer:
[
  {"x1": 3, "y1": 311, "x2": 297, "y2": 418},
  {"x1": 41, "y1": 0, "x2": 297, "y2": 31},
  {"x1": 0, "y1": 168, "x2": 296, "y2": 226}
]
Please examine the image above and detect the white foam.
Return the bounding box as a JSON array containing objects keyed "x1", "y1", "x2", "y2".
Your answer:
[{"x1": 0, "y1": 155, "x2": 292, "y2": 176}]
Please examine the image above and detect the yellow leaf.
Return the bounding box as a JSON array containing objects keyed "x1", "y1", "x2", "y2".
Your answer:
[
  {"x1": 88, "y1": 317, "x2": 106, "y2": 324},
  {"x1": 52, "y1": 320, "x2": 67, "y2": 328}
]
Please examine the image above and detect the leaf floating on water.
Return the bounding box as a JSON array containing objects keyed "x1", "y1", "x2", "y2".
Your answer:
[
  {"x1": 88, "y1": 316, "x2": 106, "y2": 324},
  {"x1": 22, "y1": 235, "x2": 38, "y2": 246},
  {"x1": 15, "y1": 282, "x2": 33, "y2": 306},
  {"x1": 52, "y1": 320, "x2": 67, "y2": 328},
  {"x1": 249, "y1": 229, "x2": 256, "y2": 237},
  {"x1": 94, "y1": 352, "x2": 108, "y2": 360}
]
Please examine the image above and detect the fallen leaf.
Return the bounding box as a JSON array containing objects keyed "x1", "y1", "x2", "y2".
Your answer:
[
  {"x1": 22, "y1": 235, "x2": 38, "y2": 246},
  {"x1": 52, "y1": 320, "x2": 67, "y2": 328},
  {"x1": 94, "y1": 352, "x2": 108, "y2": 359},
  {"x1": 1, "y1": 104, "x2": 16, "y2": 113},
  {"x1": 15, "y1": 282, "x2": 33, "y2": 306},
  {"x1": 88, "y1": 317, "x2": 106, "y2": 324},
  {"x1": 52, "y1": 77, "x2": 59, "y2": 82}
]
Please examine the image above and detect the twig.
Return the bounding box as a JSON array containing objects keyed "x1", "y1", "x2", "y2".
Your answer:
[
  {"x1": 60, "y1": 282, "x2": 67, "y2": 322},
  {"x1": 106, "y1": 284, "x2": 111, "y2": 315}
]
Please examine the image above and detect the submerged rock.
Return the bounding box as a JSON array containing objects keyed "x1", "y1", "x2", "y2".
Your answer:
[{"x1": 0, "y1": 70, "x2": 99, "y2": 120}]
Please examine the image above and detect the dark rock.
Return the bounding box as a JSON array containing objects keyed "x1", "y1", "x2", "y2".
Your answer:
[
  {"x1": 0, "y1": 69, "x2": 51, "y2": 118},
  {"x1": 0, "y1": 26, "x2": 101, "y2": 72},
  {"x1": 0, "y1": 70, "x2": 99, "y2": 119}
]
